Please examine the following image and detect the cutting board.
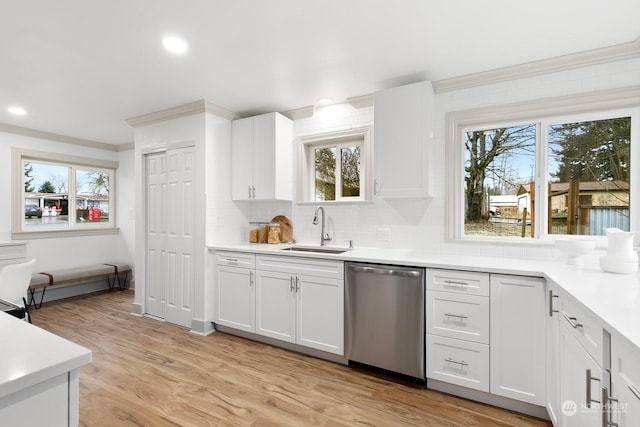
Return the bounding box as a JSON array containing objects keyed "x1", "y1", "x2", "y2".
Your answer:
[{"x1": 271, "y1": 215, "x2": 295, "y2": 243}]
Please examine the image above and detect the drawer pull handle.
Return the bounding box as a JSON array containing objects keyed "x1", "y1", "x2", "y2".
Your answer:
[
  {"x1": 444, "y1": 312, "x2": 469, "y2": 320},
  {"x1": 563, "y1": 312, "x2": 583, "y2": 328},
  {"x1": 586, "y1": 369, "x2": 601, "y2": 408},
  {"x1": 445, "y1": 357, "x2": 468, "y2": 367},
  {"x1": 225, "y1": 258, "x2": 238, "y2": 263},
  {"x1": 629, "y1": 384, "x2": 640, "y2": 401},
  {"x1": 549, "y1": 290, "x2": 559, "y2": 317},
  {"x1": 601, "y1": 387, "x2": 619, "y2": 427},
  {"x1": 444, "y1": 280, "x2": 469, "y2": 287}
]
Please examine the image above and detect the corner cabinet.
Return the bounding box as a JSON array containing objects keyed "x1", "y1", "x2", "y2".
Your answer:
[
  {"x1": 373, "y1": 80, "x2": 434, "y2": 198},
  {"x1": 255, "y1": 255, "x2": 344, "y2": 355},
  {"x1": 231, "y1": 112, "x2": 293, "y2": 201},
  {"x1": 490, "y1": 274, "x2": 546, "y2": 406}
]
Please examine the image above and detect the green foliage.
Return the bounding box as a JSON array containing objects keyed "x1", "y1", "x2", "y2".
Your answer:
[
  {"x1": 315, "y1": 148, "x2": 336, "y2": 200},
  {"x1": 38, "y1": 180, "x2": 56, "y2": 193},
  {"x1": 549, "y1": 117, "x2": 630, "y2": 182},
  {"x1": 24, "y1": 162, "x2": 35, "y2": 193}
]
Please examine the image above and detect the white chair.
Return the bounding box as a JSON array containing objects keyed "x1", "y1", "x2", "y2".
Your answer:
[{"x1": 0, "y1": 259, "x2": 36, "y2": 323}]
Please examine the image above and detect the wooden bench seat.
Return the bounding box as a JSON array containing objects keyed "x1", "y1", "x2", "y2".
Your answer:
[{"x1": 28, "y1": 263, "x2": 131, "y2": 308}]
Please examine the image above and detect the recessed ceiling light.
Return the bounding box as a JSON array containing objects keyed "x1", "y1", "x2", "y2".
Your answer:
[
  {"x1": 162, "y1": 36, "x2": 188, "y2": 54},
  {"x1": 8, "y1": 106, "x2": 27, "y2": 115},
  {"x1": 317, "y1": 98, "x2": 334, "y2": 106}
]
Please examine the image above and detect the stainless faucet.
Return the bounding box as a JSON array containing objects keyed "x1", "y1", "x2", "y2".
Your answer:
[{"x1": 312, "y1": 206, "x2": 332, "y2": 246}]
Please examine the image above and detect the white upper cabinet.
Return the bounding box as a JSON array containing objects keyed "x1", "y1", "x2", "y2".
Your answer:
[
  {"x1": 231, "y1": 112, "x2": 293, "y2": 200},
  {"x1": 374, "y1": 81, "x2": 434, "y2": 198}
]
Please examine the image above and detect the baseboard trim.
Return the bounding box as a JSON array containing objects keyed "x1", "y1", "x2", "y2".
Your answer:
[{"x1": 427, "y1": 379, "x2": 550, "y2": 420}]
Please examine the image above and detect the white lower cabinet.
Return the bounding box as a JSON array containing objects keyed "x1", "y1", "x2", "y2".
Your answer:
[
  {"x1": 546, "y1": 283, "x2": 562, "y2": 426},
  {"x1": 255, "y1": 256, "x2": 344, "y2": 355},
  {"x1": 426, "y1": 334, "x2": 490, "y2": 391},
  {"x1": 427, "y1": 269, "x2": 546, "y2": 408},
  {"x1": 215, "y1": 252, "x2": 256, "y2": 333},
  {"x1": 559, "y1": 318, "x2": 605, "y2": 427},
  {"x1": 426, "y1": 269, "x2": 490, "y2": 392},
  {"x1": 610, "y1": 333, "x2": 640, "y2": 426},
  {"x1": 558, "y1": 292, "x2": 609, "y2": 427},
  {"x1": 490, "y1": 274, "x2": 546, "y2": 406}
]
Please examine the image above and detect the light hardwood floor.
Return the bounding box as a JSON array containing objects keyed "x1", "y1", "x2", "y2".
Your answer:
[{"x1": 33, "y1": 290, "x2": 551, "y2": 427}]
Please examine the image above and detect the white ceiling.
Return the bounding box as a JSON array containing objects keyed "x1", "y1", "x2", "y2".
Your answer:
[{"x1": 2, "y1": 0, "x2": 639, "y2": 146}]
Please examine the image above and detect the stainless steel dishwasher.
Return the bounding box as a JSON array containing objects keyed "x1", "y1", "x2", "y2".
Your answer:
[{"x1": 345, "y1": 262, "x2": 425, "y2": 379}]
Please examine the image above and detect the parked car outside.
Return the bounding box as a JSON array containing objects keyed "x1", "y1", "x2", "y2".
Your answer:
[{"x1": 25, "y1": 204, "x2": 42, "y2": 218}]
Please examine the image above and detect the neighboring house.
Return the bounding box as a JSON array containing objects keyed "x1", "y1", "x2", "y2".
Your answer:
[
  {"x1": 489, "y1": 195, "x2": 518, "y2": 215},
  {"x1": 517, "y1": 181, "x2": 630, "y2": 234}
]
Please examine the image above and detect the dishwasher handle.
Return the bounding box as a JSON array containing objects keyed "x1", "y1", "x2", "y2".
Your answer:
[{"x1": 347, "y1": 264, "x2": 422, "y2": 277}]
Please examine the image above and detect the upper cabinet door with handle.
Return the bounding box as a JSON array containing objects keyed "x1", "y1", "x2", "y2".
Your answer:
[
  {"x1": 231, "y1": 112, "x2": 293, "y2": 201},
  {"x1": 374, "y1": 81, "x2": 434, "y2": 198}
]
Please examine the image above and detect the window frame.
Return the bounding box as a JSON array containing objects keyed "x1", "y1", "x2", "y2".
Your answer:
[
  {"x1": 446, "y1": 87, "x2": 640, "y2": 244},
  {"x1": 298, "y1": 126, "x2": 373, "y2": 204},
  {"x1": 12, "y1": 148, "x2": 119, "y2": 239}
]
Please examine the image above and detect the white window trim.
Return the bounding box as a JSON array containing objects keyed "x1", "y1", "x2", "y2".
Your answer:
[
  {"x1": 297, "y1": 126, "x2": 373, "y2": 203},
  {"x1": 12, "y1": 148, "x2": 119, "y2": 239},
  {"x1": 446, "y1": 86, "x2": 640, "y2": 244}
]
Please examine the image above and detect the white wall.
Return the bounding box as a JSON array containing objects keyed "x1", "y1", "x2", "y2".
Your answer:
[
  {"x1": 132, "y1": 111, "x2": 244, "y2": 331},
  {"x1": 0, "y1": 131, "x2": 135, "y2": 272},
  {"x1": 283, "y1": 57, "x2": 640, "y2": 260}
]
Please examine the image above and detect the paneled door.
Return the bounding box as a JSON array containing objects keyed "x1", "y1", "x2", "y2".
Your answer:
[{"x1": 145, "y1": 146, "x2": 195, "y2": 328}]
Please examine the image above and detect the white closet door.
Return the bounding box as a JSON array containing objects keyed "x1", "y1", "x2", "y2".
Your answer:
[
  {"x1": 145, "y1": 146, "x2": 195, "y2": 328},
  {"x1": 145, "y1": 152, "x2": 167, "y2": 319},
  {"x1": 164, "y1": 146, "x2": 195, "y2": 327}
]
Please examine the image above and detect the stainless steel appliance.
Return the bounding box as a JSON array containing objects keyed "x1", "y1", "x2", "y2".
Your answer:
[{"x1": 345, "y1": 262, "x2": 425, "y2": 379}]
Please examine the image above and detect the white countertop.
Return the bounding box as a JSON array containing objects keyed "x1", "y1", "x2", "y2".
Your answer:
[
  {"x1": 0, "y1": 312, "x2": 92, "y2": 398},
  {"x1": 210, "y1": 243, "x2": 640, "y2": 351}
]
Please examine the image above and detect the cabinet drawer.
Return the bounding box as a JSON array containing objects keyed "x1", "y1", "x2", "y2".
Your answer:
[
  {"x1": 560, "y1": 294, "x2": 604, "y2": 366},
  {"x1": 426, "y1": 291, "x2": 489, "y2": 344},
  {"x1": 426, "y1": 269, "x2": 489, "y2": 296},
  {"x1": 426, "y1": 334, "x2": 489, "y2": 392},
  {"x1": 256, "y1": 255, "x2": 344, "y2": 280},
  {"x1": 216, "y1": 251, "x2": 255, "y2": 269}
]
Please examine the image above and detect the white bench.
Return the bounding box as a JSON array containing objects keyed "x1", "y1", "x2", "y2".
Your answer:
[{"x1": 28, "y1": 263, "x2": 131, "y2": 308}]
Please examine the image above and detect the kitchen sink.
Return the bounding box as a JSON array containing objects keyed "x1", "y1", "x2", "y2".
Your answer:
[{"x1": 280, "y1": 246, "x2": 348, "y2": 254}]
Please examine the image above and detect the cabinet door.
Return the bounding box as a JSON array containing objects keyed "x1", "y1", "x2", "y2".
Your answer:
[
  {"x1": 374, "y1": 81, "x2": 433, "y2": 198},
  {"x1": 611, "y1": 334, "x2": 640, "y2": 426},
  {"x1": 297, "y1": 274, "x2": 344, "y2": 355},
  {"x1": 255, "y1": 270, "x2": 296, "y2": 343},
  {"x1": 231, "y1": 117, "x2": 254, "y2": 200},
  {"x1": 560, "y1": 321, "x2": 602, "y2": 427},
  {"x1": 252, "y1": 113, "x2": 277, "y2": 199},
  {"x1": 490, "y1": 275, "x2": 545, "y2": 405},
  {"x1": 546, "y1": 284, "x2": 561, "y2": 426},
  {"x1": 215, "y1": 265, "x2": 255, "y2": 333}
]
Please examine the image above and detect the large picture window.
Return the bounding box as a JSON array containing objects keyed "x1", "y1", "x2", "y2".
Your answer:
[
  {"x1": 13, "y1": 149, "x2": 118, "y2": 238},
  {"x1": 448, "y1": 88, "x2": 639, "y2": 242}
]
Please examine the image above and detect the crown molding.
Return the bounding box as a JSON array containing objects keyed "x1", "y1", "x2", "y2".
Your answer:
[
  {"x1": 433, "y1": 38, "x2": 640, "y2": 93},
  {"x1": 115, "y1": 142, "x2": 134, "y2": 152},
  {"x1": 347, "y1": 94, "x2": 374, "y2": 108},
  {"x1": 0, "y1": 123, "x2": 119, "y2": 152},
  {"x1": 281, "y1": 105, "x2": 314, "y2": 120},
  {"x1": 125, "y1": 99, "x2": 241, "y2": 128}
]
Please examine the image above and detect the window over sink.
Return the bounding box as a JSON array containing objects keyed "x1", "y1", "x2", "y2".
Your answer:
[{"x1": 298, "y1": 126, "x2": 372, "y2": 203}]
